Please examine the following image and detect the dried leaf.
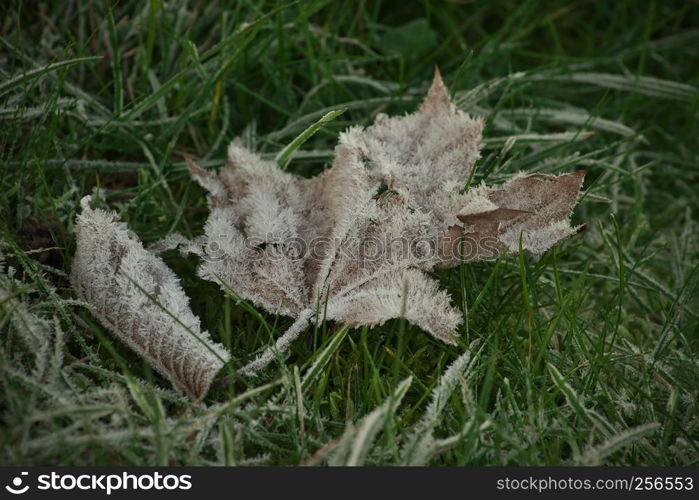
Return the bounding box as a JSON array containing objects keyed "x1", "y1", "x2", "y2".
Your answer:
[
  {"x1": 72, "y1": 70, "x2": 585, "y2": 390},
  {"x1": 71, "y1": 197, "x2": 229, "y2": 401},
  {"x1": 182, "y1": 69, "x2": 585, "y2": 374}
]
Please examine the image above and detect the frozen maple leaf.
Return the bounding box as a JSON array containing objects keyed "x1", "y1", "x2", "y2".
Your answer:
[
  {"x1": 71, "y1": 197, "x2": 229, "y2": 401},
  {"x1": 179, "y1": 69, "x2": 585, "y2": 376},
  {"x1": 72, "y1": 70, "x2": 585, "y2": 400}
]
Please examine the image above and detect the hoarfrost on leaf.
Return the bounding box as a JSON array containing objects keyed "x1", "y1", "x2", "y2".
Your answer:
[
  {"x1": 72, "y1": 69, "x2": 585, "y2": 398},
  {"x1": 183, "y1": 69, "x2": 585, "y2": 375},
  {"x1": 71, "y1": 197, "x2": 230, "y2": 402}
]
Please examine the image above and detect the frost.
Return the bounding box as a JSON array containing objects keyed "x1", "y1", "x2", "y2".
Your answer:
[
  {"x1": 184, "y1": 70, "x2": 585, "y2": 375},
  {"x1": 327, "y1": 377, "x2": 413, "y2": 466},
  {"x1": 400, "y1": 351, "x2": 473, "y2": 465},
  {"x1": 71, "y1": 197, "x2": 229, "y2": 401},
  {"x1": 72, "y1": 70, "x2": 585, "y2": 395}
]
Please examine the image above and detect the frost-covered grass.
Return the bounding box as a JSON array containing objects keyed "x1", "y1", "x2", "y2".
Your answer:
[{"x1": 1, "y1": 0, "x2": 697, "y2": 466}]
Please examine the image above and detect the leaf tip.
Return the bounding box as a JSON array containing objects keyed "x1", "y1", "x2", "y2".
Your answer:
[
  {"x1": 184, "y1": 155, "x2": 205, "y2": 178},
  {"x1": 422, "y1": 66, "x2": 451, "y2": 110}
]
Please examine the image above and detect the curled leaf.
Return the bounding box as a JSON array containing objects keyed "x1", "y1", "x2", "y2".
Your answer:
[{"x1": 71, "y1": 197, "x2": 229, "y2": 401}]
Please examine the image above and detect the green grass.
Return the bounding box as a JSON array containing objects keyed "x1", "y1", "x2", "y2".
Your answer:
[{"x1": 1, "y1": 0, "x2": 698, "y2": 466}]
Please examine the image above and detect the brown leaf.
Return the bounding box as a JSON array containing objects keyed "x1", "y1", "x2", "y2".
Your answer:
[
  {"x1": 73, "y1": 69, "x2": 586, "y2": 390},
  {"x1": 182, "y1": 70, "x2": 585, "y2": 374},
  {"x1": 71, "y1": 197, "x2": 229, "y2": 401}
]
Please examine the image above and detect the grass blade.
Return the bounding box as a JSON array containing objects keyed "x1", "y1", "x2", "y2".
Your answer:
[
  {"x1": 0, "y1": 56, "x2": 101, "y2": 98},
  {"x1": 275, "y1": 108, "x2": 347, "y2": 169}
]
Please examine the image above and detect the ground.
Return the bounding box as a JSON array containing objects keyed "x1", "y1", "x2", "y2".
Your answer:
[{"x1": 0, "y1": 0, "x2": 697, "y2": 465}]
